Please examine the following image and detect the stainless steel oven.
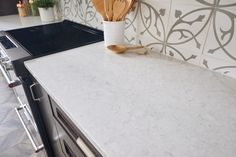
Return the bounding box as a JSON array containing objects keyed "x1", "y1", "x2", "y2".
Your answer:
[{"x1": 0, "y1": 34, "x2": 44, "y2": 152}]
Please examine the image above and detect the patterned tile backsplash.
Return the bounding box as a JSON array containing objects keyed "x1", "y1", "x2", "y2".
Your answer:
[{"x1": 57, "y1": 0, "x2": 236, "y2": 79}]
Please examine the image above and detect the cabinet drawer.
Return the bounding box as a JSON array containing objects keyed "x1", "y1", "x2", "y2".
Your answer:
[{"x1": 50, "y1": 98, "x2": 102, "y2": 157}]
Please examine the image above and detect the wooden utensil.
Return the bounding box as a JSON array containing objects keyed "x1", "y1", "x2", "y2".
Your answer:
[
  {"x1": 112, "y1": 0, "x2": 126, "y2": 21},
  {"x1": 119, "y1": 0, "x2": 133, "y2": 20},
  {"x1": 91, "y1": 0, "x2": 107, "y2": 20},
  {"x1": 107, "y1": 44, "x2": 144, "y2": 54},
  {"x1": 104, "y1": 0, "x2": 113, "y2": 21}
]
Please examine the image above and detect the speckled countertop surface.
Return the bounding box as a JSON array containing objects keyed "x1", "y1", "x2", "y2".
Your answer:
[
  {"x1": 0, "y1": 15, "x2": 59, "y2": 31},
  {"x1": 25, "y1": 42, "x2": 236, "y2": 157},
  {"x1": 0, "y1": 15, "x2": 42, "y2": 30}
]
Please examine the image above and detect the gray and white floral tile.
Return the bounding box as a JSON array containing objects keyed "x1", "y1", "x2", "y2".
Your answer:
[
  {"x1": 165, "y1": 2, "x2": 212, "y2": 65},
  {"x1": 62, "y1": 0, "x2": 103, "y2": 29},
  {"x1": 200, "y1": 54, "x2": 236, "y2": 78},
  {"x1": 203, "y1": 8, "x2": 236, "y2": 62},
  {"x1": 124, "y1": 3, "x2": 139, "y2": 45},
  {"x1": 137, "y1": 0, "x2": 172, "y2": 53},
  {"x1": 219, "y1": 0, "x2": 236, "y2": 10},
  {"x1": 58, "y1": 0, "x2": 236, "y2": 79}
]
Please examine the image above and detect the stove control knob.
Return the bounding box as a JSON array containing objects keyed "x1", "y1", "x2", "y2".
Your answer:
[
  {"x1": 4, "y1": 62, "x2": 13, "y2": 70},
  {"x1": 0, "y1": 57, "x2": 9, "y2": 63}
]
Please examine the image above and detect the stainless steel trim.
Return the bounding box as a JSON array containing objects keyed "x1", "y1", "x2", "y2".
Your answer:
[
  {"x1": 0, "y1": 63, "x2": 11, "y2": 83},
  {"x1": 0, "y1": 56, "x2": 9, "y2": 62},
  {"x1": 3, "y1": 61, "x2": 13, "y2": 70},
  {"x1": 5, "y1": 35, "x2": 18, "y2": 48},
  {"x1": 15, "y1": 105, "x2": 44, "y2": 152},
  {"x1": 0, "y1": 48, "x2": 8, "y2": 61},
  {"x1": 0, "y1": 63, "x2": 22, "y2": 87},
  {"x1": 0, "y1": 32, "x2": 30, "y2": 62},
  {"x1": 24, "y1": 104, "x2": 38, "y2": 130},
  {"x1": 29, "y1": 83, "x2": 40, "y2": 101}
]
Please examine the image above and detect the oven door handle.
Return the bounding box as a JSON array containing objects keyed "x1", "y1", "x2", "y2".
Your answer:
[
  {"x1": 0, "y1": 63, "x2": 22, "y2": 88},
  {"x1": 15, "y1": 105, "x2": 44, "y2": 152}
]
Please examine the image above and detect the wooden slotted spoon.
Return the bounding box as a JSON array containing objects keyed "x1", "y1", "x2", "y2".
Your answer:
[{"x1": 91, "y1": 0, "x2": 107, "y2": 20}]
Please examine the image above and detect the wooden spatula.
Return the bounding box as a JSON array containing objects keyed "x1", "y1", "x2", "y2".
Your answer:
[
  {"x1": 104, "y1": 0, "x2": 114, "y2": 21},
  {"x1": 91, "y1": 0, "x2": 107, "y2": 21},
  {"x1": 112, "y1": 0, "x2": 126, "y2": 21},
  {"x1": 119, "y1": 0, "x2": 133, "y2": 20}
]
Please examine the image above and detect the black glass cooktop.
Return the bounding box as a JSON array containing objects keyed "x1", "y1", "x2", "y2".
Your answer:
[{"x1": 6, "y1": 20, "x2": 103, "y2": 57}]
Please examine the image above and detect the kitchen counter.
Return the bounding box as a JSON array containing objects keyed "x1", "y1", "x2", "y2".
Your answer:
[
  {"x1": 25, "y1": 42, "x2": 236, "y2": 157},
  {"x1": 0, "y1": 15, "x2": 42, "y2": 30},
  {"x1": 0, "y1": 15, "x2": 59, "y2": 31}
]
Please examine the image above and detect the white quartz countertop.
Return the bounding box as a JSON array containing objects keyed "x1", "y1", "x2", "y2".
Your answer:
[
  {"x1": 0, "y1": 15, "x2": 42, "y2": 31},
  {"x1": 25, "y1": 42, "x2": 236, "y2": 157},
  {"x1": 0, "y1": 15, "x2": 60, "y2": 31}
]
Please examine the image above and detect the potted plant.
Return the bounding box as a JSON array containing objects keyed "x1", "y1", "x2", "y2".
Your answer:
[
  {"x1": 36, "y1": 0, "x2": 55, "y2": 22},
  {"x1": 29, "y1": 0, "x2": 39, "y2": 16}
]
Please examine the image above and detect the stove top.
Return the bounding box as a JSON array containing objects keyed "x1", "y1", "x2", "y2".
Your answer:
[
  {"x1": 0, "y1": 20, "x2": 103, "y2": 78},
  {"x1": 6, "y1": 20, "x2": 103, "y2": 57}
]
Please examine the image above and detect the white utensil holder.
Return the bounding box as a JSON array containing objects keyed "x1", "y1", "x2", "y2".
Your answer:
[{"x1": 103, "y1": 21, "x2": 125, "y2": 46}]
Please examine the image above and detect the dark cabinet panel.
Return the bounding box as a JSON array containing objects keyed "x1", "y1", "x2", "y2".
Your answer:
[
  {"x1": 30, "y1": 77, "x2": 64, "y2": 157},
  {"x1": 23, "y1": 75, "x2": 55, "y2": 157},
  {"x1": 0, "y1": 0, "x2": 19, "y2": 16}
]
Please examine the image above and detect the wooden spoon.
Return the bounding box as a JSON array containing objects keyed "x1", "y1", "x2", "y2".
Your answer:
[
  {"x1": 104, "y1": 0, "x2": 114, "y2": 21},
  {"x1": 91, "y1": 0, "x2": 107, "y2": 20},
  {"x1": 119, "y1": 0, "x2": 132, "y2": 20},
  {"x1": 107, "y1": 44, "x2": 144, "y2": 54},
  {"x1": 112, "y1": 0, "x2": 126, "y2": 21},
  {"x1": 120, "y1": 0, "x2": 137, "y2": 20}
]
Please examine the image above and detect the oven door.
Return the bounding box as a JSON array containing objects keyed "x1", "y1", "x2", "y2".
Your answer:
[
  {"x1": 0, "y1": 60, "x2": 22, "y2": 88},
  {"x1": 0, "y1": 60, "x2": 28, "y2": 108},
  {"x1": 0, "y1": 60, "x2": 44, "y2": 152}
]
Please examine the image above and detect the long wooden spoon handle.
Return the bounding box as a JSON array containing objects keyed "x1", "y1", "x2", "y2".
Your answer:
[{"x1": 126, "y1": 46, "x2": 144, "y2": 50}]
